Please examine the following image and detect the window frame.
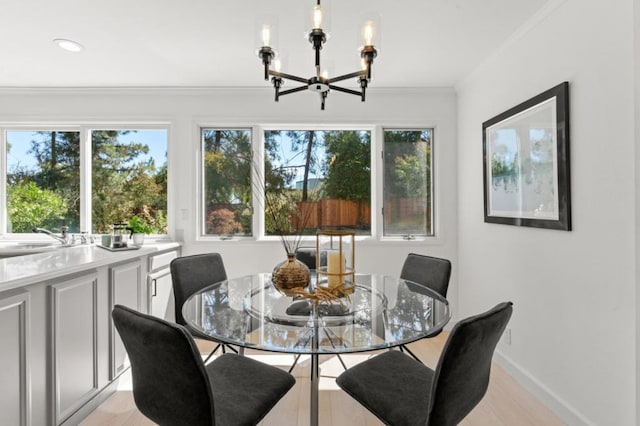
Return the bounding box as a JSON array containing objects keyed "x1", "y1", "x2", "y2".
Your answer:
[
  {"x1": 198, "y1": 126, "x2": 254, "y2": 239},
  {"x1": 380, "y1": 127, "x2": 435, "y2": 239},
  {"x1": 0, "y1": 123, "x2": 170, "y2": 237},
  {"x1": 261, "y1": 125, "x2": 376, "y2": 240},
  {"x1": 197, "y1": 124, "x2": 377, "y2": 242},
  {"x1": 197, "y1": 123, "x2": 441, "y2": 244}
]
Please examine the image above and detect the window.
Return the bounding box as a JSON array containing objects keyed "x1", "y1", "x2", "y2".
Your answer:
[
  {"x1": 264, "y1": 130, "x2": 371, "y2": 236},
  {"x1": 91, "y1": 130, "x2": 168, "y2": 234},
  {"x1": 201, "y1": 129, "x2": 252, "y2": 236},
  {"x1": 198, "y1": 125, "x2": 435, "y2": 241},
  {"x1": 383, "y1": 129, "x2": 433, "y2": 237},
  {"x1": 3, "y1": 127, "x2": 168, "y2": 235},
  {"x1": 6, "y1": 130, "x2": 81, "y2": 232}
]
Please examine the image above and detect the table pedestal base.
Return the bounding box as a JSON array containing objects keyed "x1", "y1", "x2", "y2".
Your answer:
[{"x1": 310, "y1": 353, "x2": 319, "y2": 426}]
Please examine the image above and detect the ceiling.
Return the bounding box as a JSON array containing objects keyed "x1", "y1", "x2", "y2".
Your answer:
[{"x1": 0, "y1": 0, "x2": 548, "y2": 89}]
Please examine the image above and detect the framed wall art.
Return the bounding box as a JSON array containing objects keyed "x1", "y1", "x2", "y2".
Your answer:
[{"x1": 482, "y1": 81, "x2": 571, "y2": 230}]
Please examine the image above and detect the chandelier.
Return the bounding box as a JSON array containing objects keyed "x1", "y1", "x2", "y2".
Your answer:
[{"x1": 257, "y1": 0, "x2": 379, "y2": 110}]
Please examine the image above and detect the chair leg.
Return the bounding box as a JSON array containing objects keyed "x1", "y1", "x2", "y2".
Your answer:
[
  {"x1": 289, "y1": 330, "x2": 315, "y2": 373},
  {"x1": 322, "y1": 329, "x2": 348, "y2": 371},
  {"x1": 335, "y1": 354, "x2": 348, "y2": 371},
  {"x1": 203, "y1": 343, "x2": 222, "y2": 364},
  {"x1": 202, "y1": 343, "x2": 240, "y2": 364},
  {"x1": 399, "y1": 344, "x2": 423, "y2": 364},
  {"x1": 224, "y1": 344, "x2": 239, "y2": 354},
  {"x1": 288, "y1": 354, "x2": 302, "y2": 373}
]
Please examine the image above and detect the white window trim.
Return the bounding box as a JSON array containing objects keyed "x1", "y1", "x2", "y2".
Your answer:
[
  {"x1": 378, "y1": 126, "x2": 437, "y2": 242},
  {"x1": 0, "y1": 122, "x2": 171, "y2": 238},
  {"x1": 1, "y1": 124, "x2": 81, "y2": 237},
  {"x1": 196, "y1": 123, "x2": 442, "y2": 245},
  {"x1": 196, "y1": 126, "x2": 255, "y2": 241}
]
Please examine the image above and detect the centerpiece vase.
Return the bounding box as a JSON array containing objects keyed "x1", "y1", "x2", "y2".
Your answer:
[{"x1": 272, "y1": 253, "x2": 311, "y2": 296}]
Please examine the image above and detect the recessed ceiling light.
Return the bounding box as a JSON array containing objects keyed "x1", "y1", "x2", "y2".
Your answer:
[{"x1": 53, "y1": 38, "x2": 84, "y2": 52}]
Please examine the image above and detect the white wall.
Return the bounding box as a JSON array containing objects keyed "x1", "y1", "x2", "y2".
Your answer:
[
  {"x1": 0, "y1": 86, "x2": 459, "y2": 312},
  {"x1": 635, "y1": 0, "x2": 640, "y2": 423},
  {"x1": 457, "y1": 0, "x2": 635, "y2": 424}
]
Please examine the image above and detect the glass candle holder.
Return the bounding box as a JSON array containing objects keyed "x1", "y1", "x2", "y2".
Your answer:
[{"x1": 316, "y1": 230, "x2": 355, "y2": 288}]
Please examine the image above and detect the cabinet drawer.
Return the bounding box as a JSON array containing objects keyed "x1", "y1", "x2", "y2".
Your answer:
[{"x1": 149, "y1": 250, "x2": 178, "y2": 272}]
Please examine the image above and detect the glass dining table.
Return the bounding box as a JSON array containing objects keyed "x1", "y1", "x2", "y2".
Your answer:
[{"x1": 182, "y1": 273, "x2": 450, "y2": 426}]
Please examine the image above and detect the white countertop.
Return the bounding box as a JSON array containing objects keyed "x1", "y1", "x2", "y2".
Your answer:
[{"x1": 0, "y1": 242, "x2": 181, "y2": 293}]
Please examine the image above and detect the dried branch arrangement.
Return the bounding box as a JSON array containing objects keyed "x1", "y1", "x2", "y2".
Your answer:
[
  {"x1": 251, "y1": 160, "x2": 318, "y2": 255},
  {"x1": 290, "y1": 283, "x2": 353, "y2": 305}
]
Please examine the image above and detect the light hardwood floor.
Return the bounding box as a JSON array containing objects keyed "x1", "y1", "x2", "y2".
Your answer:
[{"x1": 81, "y1": 333, "x2": 565, "y2": 426}]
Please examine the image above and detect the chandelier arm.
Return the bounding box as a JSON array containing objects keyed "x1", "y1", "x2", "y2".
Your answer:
[
  {"x1": 270, "y1": 70, "x2": 309, "y2": 85},
  {"x1": 328, "y1": 85, "x2": 363, "y2": 97},
  {"x1": 258, "y1": 46, "x2": 275, "y2": 81},
  {"x1": 327, "y1": 70, "x2": 367, "y2": 84},
  {"x1": 359, "y1": 78, "x2": 367, "y2": 101},
  {"x1": 279, "y1": 85, "x2": 309, "y2": 96}
]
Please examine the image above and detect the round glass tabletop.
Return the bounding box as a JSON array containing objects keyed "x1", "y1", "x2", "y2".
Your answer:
[{"x1": 182, "y1": 273, "x2": 450, "y2": 354}]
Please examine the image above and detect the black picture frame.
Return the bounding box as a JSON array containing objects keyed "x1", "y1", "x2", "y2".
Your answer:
[{"x1": 482, "y1": 81, "x2": 571, "y2": 230}]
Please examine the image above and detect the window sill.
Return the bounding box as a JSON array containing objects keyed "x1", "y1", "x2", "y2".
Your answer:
[{"x1": 195, "y1": 234, "x2": 441, "y2": 245}]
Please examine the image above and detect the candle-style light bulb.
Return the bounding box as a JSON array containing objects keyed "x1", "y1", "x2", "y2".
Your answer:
[
  {"x1": 274, "y1": 58, "x2": 281, "y2": 72},
  {"x1": 262, "y1": 24, "x2": 271, "y2": 47},
  {"x1": 313, "y1": 5, "x2": 323, "y2": 29},
  {"x1": 321, "y1": 69, "x2": 329, "y2": 79},
  {"x1": 363, "y1": 22, "x2": 374, "y2": 46}
]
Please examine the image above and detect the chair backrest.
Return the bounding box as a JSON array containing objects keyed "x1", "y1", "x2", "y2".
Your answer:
[
  {"x1": 111, "y1": 304, "x2": 215, "y2": 425},
  {"x1": 171, "y1": 253, "x2": 227, "y2": 326},
  {"x1": 400, "y1": 253, "x2": 452, "y2": 298},
  {"x1": 295, "y1": 247, "x2": 322, "y2": 270},
  {"x1": 427, "y1": 301, "x2": 513, "y2": 426}
]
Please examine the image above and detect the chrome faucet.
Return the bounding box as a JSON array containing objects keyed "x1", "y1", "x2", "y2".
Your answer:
[{"x1": 32, "y1": 226, "x2": 70, "y2": 245}]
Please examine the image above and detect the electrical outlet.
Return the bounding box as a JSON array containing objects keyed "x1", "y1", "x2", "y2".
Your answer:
[{"x1": 503, "y1": 328, "x2": 512, "y2": 345}]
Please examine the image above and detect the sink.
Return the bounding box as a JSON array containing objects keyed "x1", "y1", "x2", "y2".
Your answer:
[
  {"x1": 10, "y1": 243, "x2": 57, "y2": 249},
  {"x1": 0, "y1": 242, "x2": 66, "y2": 258}
]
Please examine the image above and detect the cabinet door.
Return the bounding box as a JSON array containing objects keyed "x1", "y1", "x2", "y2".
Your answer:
[
  {"x1": 50, "y1": 273, "x2": 99, "y2": 425},
  {"x1": 108, "y1": 261, "x2": 142, "y2": 380},
  {"x1": 148, "y1": 269, "x2": 174, "y2": 321},
  {"x1": 0, "y1": 291, "x2": 30, "y2": 426}
]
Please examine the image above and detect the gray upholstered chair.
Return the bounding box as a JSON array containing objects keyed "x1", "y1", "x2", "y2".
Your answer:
[
  {"x1": 337, "y1": 302, "x2": 513, "y2": 426},
  {"x1": 171, "y1": 253, "x2": 236, "y2": 360},
  {"x1": 400, "y1": 253, "x2": 452, "y2": 298},
  {"x1": 294, "y1": 247, "x2": 317, "y2": 270},
  {"x1": 112, "y1": 304, "x2": 295, "y2": 426},
  {"x1": 295, "y1": 247, "x2": 327, "y2": 270},
  {"x1": 398, "y1": 253, "x2": 452, "y2": 361}
]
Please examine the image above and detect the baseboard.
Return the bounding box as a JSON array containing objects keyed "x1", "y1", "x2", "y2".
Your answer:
[
  {"x1": 60, "y1": 373, "x2": 124, "y2": 426},
  {"x1": 494, "y1": 350, "x2": 595, "y2": 426}
]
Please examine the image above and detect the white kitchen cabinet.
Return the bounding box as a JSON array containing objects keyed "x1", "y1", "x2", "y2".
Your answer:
[
  {"x1": 0, "y1": 242, "x2": 180, "y2": 425},
  {"x1": 146, "y1": 249, "x2": 179, "y2": 321},
  {"x1": 108, "y1": 260, "x2": 143, "y2": 380},
  {"x1": 147, "y1": 268, "x2": 174, "y2": 320},
  {"x1": 0, "y1": 290, "x2": 31, "y2": 426},
  {"x1": 49, "y1": 272, "x2": 100, "y2": 425}
]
